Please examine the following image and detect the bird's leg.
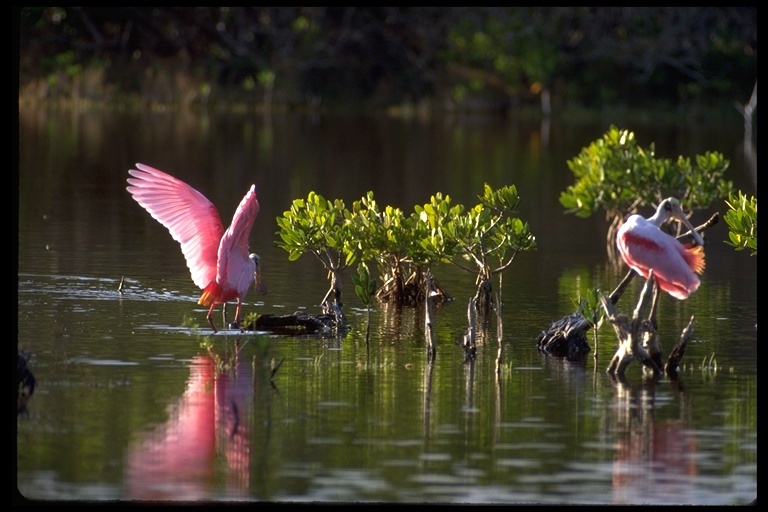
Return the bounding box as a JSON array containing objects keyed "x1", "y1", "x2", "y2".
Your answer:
[
  {"x1": 222, "y1": 303, "x2": 229, "y2": 327},
  {"x1": 233, "y1": 300, "x2": 244, "y2": 332},
  {"x1": 206, "y1": 303, "x2": 218, "y2": 333},
  {"x1": 631, "y1": 274, "x2": 662, "y2": 377},
  {"x1": 641, "y1": 280, "x2": 664, "y2": 373}
]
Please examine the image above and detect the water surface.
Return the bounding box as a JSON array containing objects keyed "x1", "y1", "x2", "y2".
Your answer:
[{"x1": 16, "y1": 107, "x2": 757, "y2": 504}]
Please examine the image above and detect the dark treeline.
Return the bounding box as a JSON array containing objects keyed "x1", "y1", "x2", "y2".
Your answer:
[{"x1": 17, "y1": 6, "x2": 756, "y2": 114}]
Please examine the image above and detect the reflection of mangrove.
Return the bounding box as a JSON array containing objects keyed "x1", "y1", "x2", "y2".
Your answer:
[
  {"x1": 377, "y1": 299, "x2": 431, "y2": 343},
  {"x1": 460, "y1": 296, "x2": 503, "y2": 389},
  {"x1": 124, "y1": 350, "x2": 274, "y2": 500},
  {"x1": 419, "y1": 276, "x2": 505, "y2": 463},
  {"x1": 543, "y1": 352, "x2": 699, "y2": 504},
  {"x1": 421, "y1": 347, "x2": 435, "y2": 455},
  {"x1": 458, "y1": 297, "x2": 499, "y2": 359},
  {"x1": 610, "y1": 379, "x2": 697, "y2": 504},
  {"x1": 424, "y1": 272, "x2": 504, "y2": 363},
  {"x1": 537, "y1": 213, "x2": 719, "y2": 371},
  {"x1": 377, "y1": 266, "x2": 502, "y2": 367}
]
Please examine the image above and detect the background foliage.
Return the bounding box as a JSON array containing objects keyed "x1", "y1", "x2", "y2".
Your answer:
[{"x1": 17, "y1": 7, "x2": 756, "y2": 114}]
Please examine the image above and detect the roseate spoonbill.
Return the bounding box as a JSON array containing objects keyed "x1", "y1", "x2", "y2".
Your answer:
[
  {"x1": 127, "y1": 164, "x2": 267, "y2": 332},
  {"x1": 616, "y1": 197, "x2": 705, "y2": 300}
]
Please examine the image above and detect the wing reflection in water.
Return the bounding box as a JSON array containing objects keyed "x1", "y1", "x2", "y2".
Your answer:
[
  {"x1": 610, "y1": 381, "x2": 698, "y2": 505},
  {"x1": 124, "y1": 353, "x2": 256, "y2": 501}
]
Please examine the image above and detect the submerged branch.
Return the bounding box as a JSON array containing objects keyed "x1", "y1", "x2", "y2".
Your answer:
[{"x1": 664, "y1": 316, "x2": 696, "y2": 377}]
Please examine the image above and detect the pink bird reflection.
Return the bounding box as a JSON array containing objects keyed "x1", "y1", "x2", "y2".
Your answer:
[
  {"x1": 612, "y1": 419, "x2": 698, "y2": 504},
  {"x1": 124, "y1": 355, "x2": 254, "y2": 500}
]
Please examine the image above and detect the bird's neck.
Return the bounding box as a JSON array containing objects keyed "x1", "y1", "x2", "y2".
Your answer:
[{"x1": 647, "y1": 210, "x2": 668, "y2": 228}]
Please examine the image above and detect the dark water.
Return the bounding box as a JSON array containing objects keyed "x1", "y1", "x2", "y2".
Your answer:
[{"x1": 16, "y1": 106, "x2": 756, "y2": 504}]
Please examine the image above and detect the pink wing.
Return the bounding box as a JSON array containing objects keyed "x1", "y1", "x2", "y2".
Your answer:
[
  {"x1": 617, "y1": 217, "x2": 701, "y2": 300},
  {"x1": 127, "y1": 163, "x2": 224, "y2": 290},
  {"x1": 216, "y1": 185, "x2": 260, "y2": 299}
]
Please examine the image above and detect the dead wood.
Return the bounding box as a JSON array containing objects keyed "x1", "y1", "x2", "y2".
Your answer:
[
  {"x1": 603, "y1": 274, "x2": 663, "y2": 377},
  {"x1": 245, "y1": 312, "x2": 341, "y2": 336},
  {"x1": 664, "y1": 316, "x2": 696, "y2": 377}
]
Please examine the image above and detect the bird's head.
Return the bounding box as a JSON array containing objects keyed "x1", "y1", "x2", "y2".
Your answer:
[
  {"x1": 652, "y1": 198, "x2": 705, "y2": 247},
  {"x1": 250, "y1": 253, "x2": 268, "y2": 295}
]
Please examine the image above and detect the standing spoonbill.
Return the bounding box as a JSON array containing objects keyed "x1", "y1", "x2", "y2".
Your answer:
[
  {"x1": 616, "y1": 197, "x2": 705, "y2": 300},
  {"x1": 127, "y1": 163, "x2": 267, "y2": 332}
]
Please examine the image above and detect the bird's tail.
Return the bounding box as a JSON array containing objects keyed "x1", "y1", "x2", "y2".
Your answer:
[
  {"x1": 682, "y1": 244, "x2": 706, "y2": 275},
  {"x1": 198, "y1": 282, "x2": 221, "y2": 306}
]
